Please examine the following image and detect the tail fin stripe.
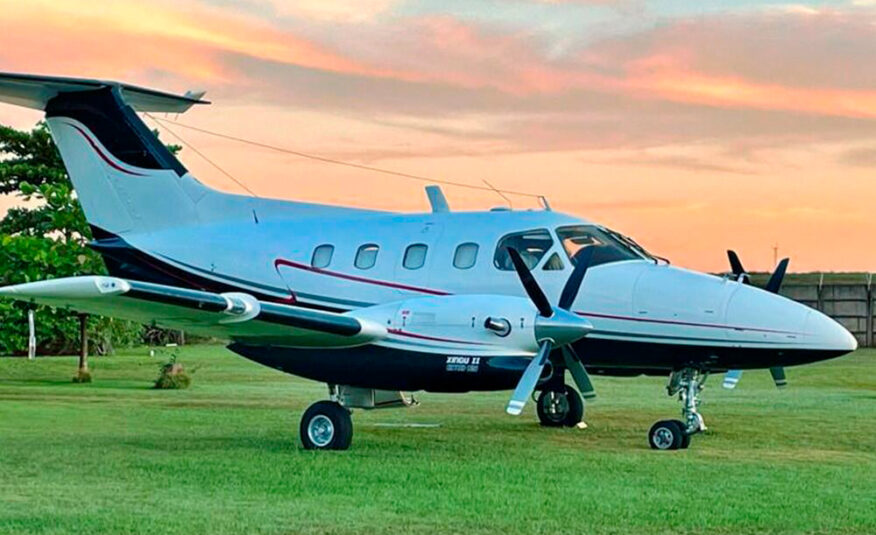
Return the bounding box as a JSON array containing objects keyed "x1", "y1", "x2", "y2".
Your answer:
[{"x1": 67, "y1": 122, "x2": 147, "y2": 177}]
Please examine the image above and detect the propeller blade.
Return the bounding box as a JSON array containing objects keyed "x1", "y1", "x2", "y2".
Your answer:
[
  {"x1": 506, "y1": 340, "x2": 552, "y2": 415},
  {"x1": 507, "y1": 247, "x2": 553, "y2": 318},
  {"x1": 765, "y1": 258, "x2": 790, "y2": 294},
  {"x1": 727, "y1": 250, "x2": 746, "y2": 278},
  {"x1": 562, "y1": 346, "x2": 596, "y2": 399},
  {"x1": 722, "y1": 369, "x2": 743, "y2": 389},
  {"x1": 727, "y1": 250, "x2": 751, "y2": 284},
  {"x1": 558, "y1": 246, "x2": 595, "y2": 311},
  {"x1": 769, "y1": 366, "x2": 787, "y2": 388}
]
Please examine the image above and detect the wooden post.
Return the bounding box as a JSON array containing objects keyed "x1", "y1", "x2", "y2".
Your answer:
[
  {"x1": 867, "y1": 274, "x2": 873, "y2": 348},
  {"x1": 78, "y1": 313, "x2": 88, "y2": 373},
  {"x1": 817, "y1": 273, "x2": 825, "y2": 313},
  {"x1": 27, "y1": 309, "x2": 36, "y2": 360},
  {"x1": 179, "y1": 330, "x2": 185, "y2": 346}
]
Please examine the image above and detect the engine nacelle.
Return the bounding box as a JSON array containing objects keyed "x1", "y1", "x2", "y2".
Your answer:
[{"x1": 347, "y1": 294, "x2": 540, "y2": 355}]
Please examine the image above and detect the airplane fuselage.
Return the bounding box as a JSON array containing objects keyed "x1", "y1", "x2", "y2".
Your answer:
[{"x1": 91, "y1": 205, "x2": 856, "y2": 392}]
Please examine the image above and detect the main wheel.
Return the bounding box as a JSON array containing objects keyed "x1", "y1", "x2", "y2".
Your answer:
[
  {"x1": 536, "y1": 385, "x2": 584, "y2": 428},
  {"x1": 648, "y1": 419, "x2": 685, "y2": 450},
  {"x1": 300, "y1": 401, "x2": 353, "y2": 450}
]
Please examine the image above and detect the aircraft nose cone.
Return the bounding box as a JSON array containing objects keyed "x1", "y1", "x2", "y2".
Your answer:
[{"x1": 805, "y1": 310, "x2": 858, "y2": 353}]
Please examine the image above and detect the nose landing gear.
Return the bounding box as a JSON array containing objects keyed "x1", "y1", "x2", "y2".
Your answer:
[{"x1": 649, "y1": 368, "x2": 708, "y2": 450}]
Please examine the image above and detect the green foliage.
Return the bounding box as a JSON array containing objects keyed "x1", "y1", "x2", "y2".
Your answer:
[
  {"x1": 0, "y1": 122, "x2": 144, "y2": 354},
  {"x1": 154, "y1": 352, "x2": 191, "y2": 389}
]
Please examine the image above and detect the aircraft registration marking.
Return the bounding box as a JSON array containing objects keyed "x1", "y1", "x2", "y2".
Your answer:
[{"x1": 445, "y1": 356, "x2": 480, "y2": 373}]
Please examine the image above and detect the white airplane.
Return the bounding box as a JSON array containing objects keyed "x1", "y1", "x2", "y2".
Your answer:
[{"x1": 0, "y1": 73, "x2": 858, "y2": 451}]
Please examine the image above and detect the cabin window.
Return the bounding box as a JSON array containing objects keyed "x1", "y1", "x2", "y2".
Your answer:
[
  {"x1": 494, "y1": 229, "x2": 554, "y2": 270},
  {"x1": 354, "y1": 244, "x2": 379, "y2": 270},
  {"x1": 311, "y1": 244, "x2": 334, "y2": 268},
  {"x1": 403, "y1": 244, "x2": 428, "y2": 270},
  {"x1": 542, "y1": 252, "x2": 564, "y2": 271},
  {"x1": 453, "y1": 243, "x2": 479, "y2": 269}
]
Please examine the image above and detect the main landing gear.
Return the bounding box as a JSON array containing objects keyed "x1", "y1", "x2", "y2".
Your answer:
[
  {"x1": 649, "y1": 368, "x2": 707, "y2": 450},
  {"x1": 536, "y1": 385, "x2": 584, "y2": 428},
  {"x1": 299, "y1": 385, "x2": 417, "y2": 450},
  {"x1": 300, "y1": 400, "x2": 353, "y2": 450}
]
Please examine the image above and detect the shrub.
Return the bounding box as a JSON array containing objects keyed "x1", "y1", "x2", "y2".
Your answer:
[{"x1": 154, "y1": 354, "x2": 191, "y2": 390}]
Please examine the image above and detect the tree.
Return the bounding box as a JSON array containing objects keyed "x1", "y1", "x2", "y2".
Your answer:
[{"x1": 0, "y1": 122, "x2": 177, "y2": 358}]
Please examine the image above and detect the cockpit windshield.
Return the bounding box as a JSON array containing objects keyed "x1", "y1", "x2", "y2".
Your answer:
[{"x1": 556, "y1": 225, "x2": 654, "y2": 266}]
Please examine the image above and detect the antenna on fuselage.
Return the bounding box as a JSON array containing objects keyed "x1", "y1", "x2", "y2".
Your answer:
[
  {"x1": 425, "y1": 185, "x2": 450, "y2": 213},
  {"x1": 482, "y1": 179, "x2": 512, "y2": 210}
]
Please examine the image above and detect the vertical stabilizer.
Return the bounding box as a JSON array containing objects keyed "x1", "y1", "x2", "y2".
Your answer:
[{"x1": 0, "y1": 73, "x2": 210, "y2": 236}]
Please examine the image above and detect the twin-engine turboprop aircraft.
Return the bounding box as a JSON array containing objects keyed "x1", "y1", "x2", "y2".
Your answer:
[{"x1": 0, "y1": 73, "x2": 858, "y2": 450}]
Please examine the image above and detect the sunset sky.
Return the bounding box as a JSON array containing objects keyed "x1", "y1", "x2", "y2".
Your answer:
[{"x1": 0, "y1": 0, "x2": 874, "y2": 273}]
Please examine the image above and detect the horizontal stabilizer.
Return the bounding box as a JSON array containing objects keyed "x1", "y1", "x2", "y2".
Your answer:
[
  {"x1": 0, "y1": 72, "x2": 209, "y2": 113},
  {"x1": 0, "y1": 276, "x2": 385, "y2": 347}
]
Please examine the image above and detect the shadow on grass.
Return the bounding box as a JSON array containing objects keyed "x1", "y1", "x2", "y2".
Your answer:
[{"x1": 117, "y1": 434, "x2": 298, "y2": 455}]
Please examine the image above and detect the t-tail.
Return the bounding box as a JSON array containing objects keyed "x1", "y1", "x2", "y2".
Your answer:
[
  {"x1": 0, "y1": 72, "x2": 376, "y2": 291},
  {"x1": 0, "y1": 73, "x2": 211, "y2": 237}
]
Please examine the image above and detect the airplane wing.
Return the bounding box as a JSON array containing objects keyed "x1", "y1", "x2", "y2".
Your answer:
[{"x1": 0, "y1": 276, "x2": 385, "y2": 348}]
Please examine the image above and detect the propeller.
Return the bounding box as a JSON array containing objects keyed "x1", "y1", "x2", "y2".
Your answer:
[
  {"x1": 723, "y1": 251, "x2": 790, "y2": 390},
  {"x1": 764, "y1": 258, "x2": 789, "y2": 294},
  {"x1": 562, "y1": 345, "x2": 596, "y2": 399},
  {"x1": 727, "y1": 250, "x2": 750, "y2": 284},
  {"x1": 505, "y1": 247, "x2": 596, "y2": 415}
]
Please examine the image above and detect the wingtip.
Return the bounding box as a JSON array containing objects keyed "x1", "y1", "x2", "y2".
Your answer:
[{"x1": 0, "y1": 276, "x2": 129, "y2": 300}]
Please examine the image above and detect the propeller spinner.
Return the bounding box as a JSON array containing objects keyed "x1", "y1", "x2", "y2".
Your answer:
[{"x1": 505, "y1": 247, "x2": 596, "y2": 415}]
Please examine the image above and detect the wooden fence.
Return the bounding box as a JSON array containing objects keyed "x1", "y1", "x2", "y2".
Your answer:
[{"x1": 781, "y1": 281, "x2": 874, "y2": 348}]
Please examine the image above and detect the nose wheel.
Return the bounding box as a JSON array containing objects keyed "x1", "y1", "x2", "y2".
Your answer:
[
  {"x1": 536, "y1": 385, "x2": 584, "y2": 427},
  {"x1": 649, "y1": 368, "x2": 707, "y2": 450},
  {"x1": 648, "y1": 419, "x2": 692, "y2": 450}
]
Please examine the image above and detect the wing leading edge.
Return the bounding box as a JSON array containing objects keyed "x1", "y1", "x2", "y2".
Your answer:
[{"x1": 0, "y1": 276, "x2": 386, "y2": 348}]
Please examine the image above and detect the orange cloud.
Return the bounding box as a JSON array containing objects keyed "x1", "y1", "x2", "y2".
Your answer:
[
  {"x1": 0, "y1": 0, "x2": 403, "y2": 83},
  {"x1": 0, "y1": 0, "x2": 874, "y2": 273},
  {"x1": 630, "y1": 71, "x2": 876, "y2": 120}
]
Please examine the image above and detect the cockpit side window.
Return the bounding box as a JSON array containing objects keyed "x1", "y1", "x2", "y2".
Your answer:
[
  {"x1": 494, "y1": 229, "x2": 554, "y2": 270},
  {"x1": 556, "y1": 225, "x2": 641, "y2": 267}
]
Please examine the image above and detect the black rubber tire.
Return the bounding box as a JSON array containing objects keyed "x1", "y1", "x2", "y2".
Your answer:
[
  {"x1": 562, "y1": 386, "x2": 584, "y2": 427},
  {"x1": 300, "y1": 401, "x2": 353, "y2": 450},
  {"x1": 678, "y1": 422, "x2": 692, "y2": 449},
  {"x1": 536, "y1": 385, "x2": 584, "y2": 428},
  {"x1": 649, "y1": 419, "x2": 684, "y2": 450}
]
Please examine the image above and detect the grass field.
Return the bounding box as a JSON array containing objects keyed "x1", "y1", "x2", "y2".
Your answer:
[{"x1": 1, "y1": 345, "x2": 874, "y2": 535}]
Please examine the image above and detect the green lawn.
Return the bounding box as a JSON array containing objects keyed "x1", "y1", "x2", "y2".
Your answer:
[{"x1": 1, "y1": 346, "x2": 874, "y2": 535}]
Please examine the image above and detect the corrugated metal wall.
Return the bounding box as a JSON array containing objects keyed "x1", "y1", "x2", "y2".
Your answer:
[{"x1": 781, "y1": 283, "x2": 873, "y2": 348}]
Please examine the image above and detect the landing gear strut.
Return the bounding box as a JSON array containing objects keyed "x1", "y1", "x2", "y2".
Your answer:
[
  {"x1": 536, "y1": 385, "x2": 584, "y2": 427},
  {"x1": 649, "y1": 368, "x2": 707, "y2": 450},
  {"x1": 299, "y1": 385, "x2": 417, "y2": 450}
]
